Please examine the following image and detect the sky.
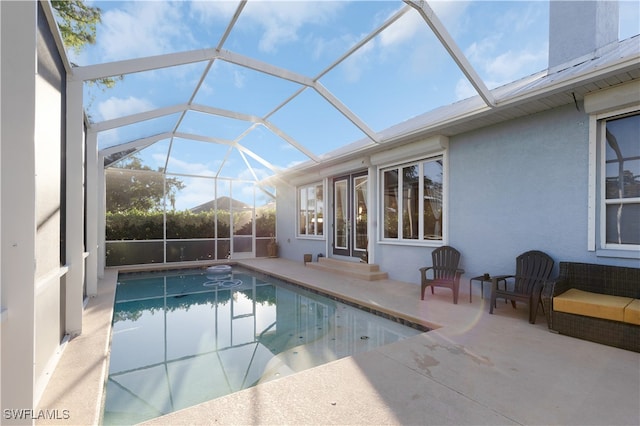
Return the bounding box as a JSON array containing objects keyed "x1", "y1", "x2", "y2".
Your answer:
[{"x1": 67, "y1": 0, "x2": 640, "y2": 209}]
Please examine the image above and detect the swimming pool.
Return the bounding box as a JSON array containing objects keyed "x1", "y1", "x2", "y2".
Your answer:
[{"x1": 102, "y1": 266, "x2": 423, "y2": 425}]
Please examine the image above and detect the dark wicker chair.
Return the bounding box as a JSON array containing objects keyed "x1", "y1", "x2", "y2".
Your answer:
[
  {"x1": 419, "y1": 246, "x2": 464, "y2": 304},
  {"x1": 489, "y1": 250, "x2": 554, "y2": 324}
]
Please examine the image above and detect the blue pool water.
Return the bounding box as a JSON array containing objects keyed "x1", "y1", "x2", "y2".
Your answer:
[{"x1": 102, "y1": 266, "x2": 423, "y2": 425}]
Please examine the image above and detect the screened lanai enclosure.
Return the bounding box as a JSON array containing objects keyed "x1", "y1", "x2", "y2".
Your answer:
[
  {"x1": 3, "y1": 1, "x2": 639, "y2": 419},
  {"x1": 91, "y1": 0, "x2": 480, "y2": 266},
  {"x1": 63, "y1": 0, "x2": 640, "y2": 268},
  {"x1": 79, "y1": 0, "x2": 550, "y2": 266},
  {"x1": 104, "y1": 166, "x2": 276, "y2": 265}
]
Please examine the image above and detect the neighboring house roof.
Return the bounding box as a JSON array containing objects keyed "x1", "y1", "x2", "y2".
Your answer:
[{"x1": 190, "y1": 196, "x2": 251, "y2": 213}]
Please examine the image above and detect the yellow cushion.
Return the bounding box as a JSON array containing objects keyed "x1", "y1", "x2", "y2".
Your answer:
[
  {"x1": 553, "y1": 288, "x2": 633, "y2": 322},
  {"x1": 623, "y1": 299, "x2": 640, "y2": 325}
]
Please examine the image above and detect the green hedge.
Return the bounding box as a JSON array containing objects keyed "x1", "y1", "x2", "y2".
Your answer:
[
  {"x1": 106, "y1": 209, "x2": 275, "y2": 240},
  {"x1": 106, "y1": 210, "x2": 164, "y2": 240}
]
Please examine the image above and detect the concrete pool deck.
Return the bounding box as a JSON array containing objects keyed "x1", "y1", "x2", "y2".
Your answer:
[{"x1": 37, "y1": 258, "x2": 640, "y2": 425}]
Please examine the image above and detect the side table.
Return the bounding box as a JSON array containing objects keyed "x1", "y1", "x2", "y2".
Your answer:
[{"x1": 469, "y1": 275, "x2": 506, "y2": 303}]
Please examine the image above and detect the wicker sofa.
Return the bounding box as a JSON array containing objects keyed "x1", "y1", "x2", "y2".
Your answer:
[{"x1": 542, "y1": 262, "x2": 640, "y2": 352}]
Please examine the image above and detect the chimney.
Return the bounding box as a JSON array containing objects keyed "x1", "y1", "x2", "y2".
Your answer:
[{"x1": 548, "y1": 0, "x2": 619, "y2": 72}]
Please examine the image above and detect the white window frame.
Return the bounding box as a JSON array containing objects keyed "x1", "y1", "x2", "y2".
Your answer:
[
  {"x1": 586, "y1": 81, "x2": 640, "y2": 259},
  {"x1": 595, "y1": 109, "x2": 640, "y2": 253},
  {"x1": 378, "y1": 153, "x2": 447, "y2": 246},
  {"x1": 296, "y1": 181, "x2": 325, "y2": 239},
  {"x1": 587, "y1": 111, "x2": 640, "y2": 259}
]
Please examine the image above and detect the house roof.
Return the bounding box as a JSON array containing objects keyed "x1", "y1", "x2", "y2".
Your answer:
[{"x1": 280, "y1": 34, "x2": 640, "y2": 181}]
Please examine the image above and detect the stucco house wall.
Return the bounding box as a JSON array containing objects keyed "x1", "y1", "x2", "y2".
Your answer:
[
  {"x1": 276, "y1": 184, "x2": 327, "y2": 262},
  {"x1": 447, "y1": 104, "x2": 589, "y2": 283},
  {"x1": 276, "y1": 101, "x2": 638, "y2": 290},
  {"x1": 274, "y1": 0, "x2": 638, "y2": 288}
]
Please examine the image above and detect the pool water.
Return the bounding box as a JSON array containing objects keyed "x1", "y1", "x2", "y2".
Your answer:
[{"x1": 102, "y1": 267, "x2": 422, "y2": 425}]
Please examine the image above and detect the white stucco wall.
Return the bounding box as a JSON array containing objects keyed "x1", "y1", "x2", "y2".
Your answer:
[
  {"x1": 448, "y1": 104, "x2": 590, "y2": 282},
  {"x1": 276, "y1": 180, "x2": 327, "y2": 263},
  {"x1": 276, "y1": 102, "x2": 639, "y2": 291}
]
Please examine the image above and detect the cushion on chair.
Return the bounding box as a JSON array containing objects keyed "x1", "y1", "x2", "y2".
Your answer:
[
  {"x1": 553, "y1": 288, "x2": 633, "y2": 322},
  {"x1": 623, "y1": 299, "x2": 640, "y2": 325}
]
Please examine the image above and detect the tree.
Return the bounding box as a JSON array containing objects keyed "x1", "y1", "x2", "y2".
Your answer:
[
  {"x1": 106, "y1": 155, "x2": 185, "y2": 213},
  {"x1": 51, "y1": 0, "x2": 121, "y2": 88},
  {"x1": 51, "y1": 0, "x2": 100, "y2": 54}
]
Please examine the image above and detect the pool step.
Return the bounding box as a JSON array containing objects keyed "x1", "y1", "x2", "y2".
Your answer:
[{"x1": 306, "y1": 257, "x2": 388, "y2": 281}]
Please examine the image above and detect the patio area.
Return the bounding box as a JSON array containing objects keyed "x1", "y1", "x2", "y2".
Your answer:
[{"x1": 37, "y1": 258, "x2": 639, "y2": 425}]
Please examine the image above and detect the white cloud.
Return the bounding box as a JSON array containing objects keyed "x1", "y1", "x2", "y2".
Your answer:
[
  {"x1": 464, "y1": 32, "x2": 547, "y2": 88},
  {"x1": 237, "y1": 1, "x2": 344, "y2": 53},
  {"x1": 233, "y1": 70, "x2": 246, "y2": 89},
  {"x1": 341, "y1": 39, "x2": 375, "y2": 83},
  {"x1": 167, "y1": 156, "x2": 218, "y2": 177},
  {"x1": 428, "y1": 1, "x2": 472, "y2": 37},
  {"x1": 151, "y1": 153, "x2": 169, "y2": 170},
  {"x1": 237, "y1": 166, "x2": 271, "y2": 182},
  {"x1": 485, "y1": 49, "x2": 547, "y2": 85},
  {"x1": 189, "y1": 1, "x2": 239, "y2": 23},
  {"x1": 338, "y1": 6, "x2": 438, "y2": 83},
  {"x1": 97, "y1": 128, "x2": 120, "y2": 149},
  {"x1": 456, "y1": 41, "x2": 547, "y2": 99},
  {"x1": 454, "y1": 78, "x2": 476, "y2": 101},
  {"x1": 286, "y1": 159, "x2": 306, "y2": 169},
  {"x1": 279, "y1": 142, "x2": 297, "y2": 151},
  {"x1": 172, "y1": 174, "x2": 217, "y2": 210},
  {"x1": 498, "y1": 2, "x2": 545, "y2": 34},
  {"x1": 379, "y1": 9, "x2": 423, "y2": 48},
  {"x1": 98, "y1": 2, "x2": 192, "y2": 61},
  {"x1": 97, "y1": 96, "x2": 155, "y2": 121}
]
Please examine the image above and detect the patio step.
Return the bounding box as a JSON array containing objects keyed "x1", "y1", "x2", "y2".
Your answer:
[{"x1": 306, "y1": 257, "x2": 388, "y2": 281}]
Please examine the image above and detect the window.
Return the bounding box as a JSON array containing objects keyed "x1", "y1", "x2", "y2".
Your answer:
[
  {"x1": 586, "y1": 81, "x2": 640, "y2": 257},
  {"x1": 298, "y1": 182, "x2": 324, "y2": 237},
  {"x1": 600, "y1": 113, "x2": 640, "y2": 248},
  {"x1": 381, "y1": 156, "x2": 444, "y2": 243}
]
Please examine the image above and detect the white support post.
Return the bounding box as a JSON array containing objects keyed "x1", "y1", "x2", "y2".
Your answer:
[
  {"x1": 98, "y1": 154, "x2": 106, "y2": 278},
  {"x1": 85, "y1": 131, "x2": 98, "y2": 295},
  {"x1": 1, "y1": 0, "x2": 37, "y2": 416},
  {"x1": 0, "y1": 0, "x2": 2, "y2": 411},
  {"x1": 65, "y1": 80, "x2": 85, "y2": 336},
  {"x1": 367, "y1": 165, "x2": 377, "y2": 264}
]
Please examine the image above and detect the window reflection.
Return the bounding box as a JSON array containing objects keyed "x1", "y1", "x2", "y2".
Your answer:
[
  {"x1": 604, "y1": 114, "x2": 640, "y2": 245},
  {"x1": 383, "y1": 169, "x2": 399, "y2": 239},
  {"x1": 423, "y1": 160, "x2": 443, "y2": 240},
  {"x1": 382, "y1": 157, "x2": 443, "y2": 242},
  {"x1": 298, "y1": 182, "x2": 324, "y2": 237}
]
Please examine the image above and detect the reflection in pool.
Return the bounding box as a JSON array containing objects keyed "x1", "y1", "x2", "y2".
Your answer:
[{"x1": 102, "y1": 267, "x2": 421, "y2": 425}]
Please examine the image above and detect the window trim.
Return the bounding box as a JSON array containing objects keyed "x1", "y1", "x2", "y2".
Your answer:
[
  {"x1": 378, "y1": 151, "x2": 447, "y2": 247},
  {"x1": 585, "y1": 81, "x2": 640, "y2": 257},
  {"x1": 296, "y1": 181, "x2": 325, "y2": 240},
  {"x1": 588, "y1": 105, "x2": 640, "y2": 256}
]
